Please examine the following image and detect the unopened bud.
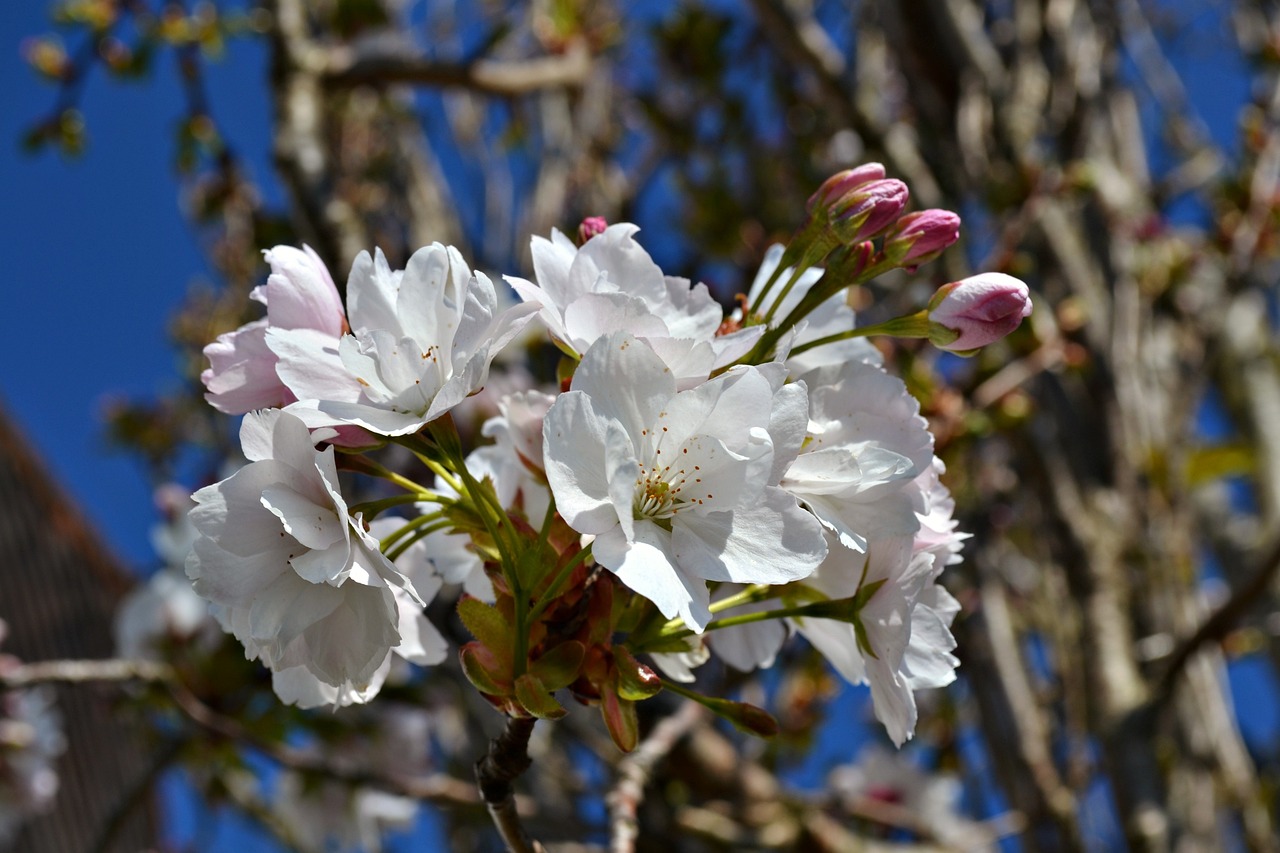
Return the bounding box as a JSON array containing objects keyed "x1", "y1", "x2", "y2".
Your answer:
[
  {"x1": 828, "y1": 179, "x2": 909, "y2": 245},
  {"x1": 807, "y1": 163, "x2": 887, "y2": 212},
  {"x1": 883, "y1": 209, "x2": 961, "y2": 268},
  {"x1": 711, "y1": 697, "x2": 779, "y2": 738},
  {"x1": 927, "y1": 273, "x2": 1032, "y2": 351},
  {"x1": 825, "y1": 241, "x2": 877, "y2": 283},
  {"x1": 578, "y1": 216, "x2": 608, "y2": 244}
]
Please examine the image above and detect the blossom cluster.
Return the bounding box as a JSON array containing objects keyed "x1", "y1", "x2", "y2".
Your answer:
[{"x1": 186, "y1": 165, "x2": 1031, "y2": 746}]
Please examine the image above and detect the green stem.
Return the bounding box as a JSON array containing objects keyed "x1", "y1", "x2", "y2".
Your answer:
[
  {"x1": 750, "y1": 242, "x2": 798, "y2": 313},
  {"x1": 388, "y1": 434, "x2": 464, "y2": 494},
  {"x1": 787, "y1": 310, "x2": 931, "y2": 358},
  {"x1": 426, "y1": 417, "x2": 532, "y2": 677},
  {"x1": 759, "y1": 237, "x2": 838, "y2": 327},
  {"x1": 385, "y1": 520, "x2": 454, "y2": 563},
  {"x1": 342, "y1": 455, "x2": 437, "y2": 497},
  {"x1": 766, "y1": 253, "x2": 895, "y2": 345},
  {"x1": 525, "y1": 544, "x2": 594, "y2": 626},
  {"x1": 379, "y1": 509, "x2": 446, "y2": 550},
  {"x1": 349, "y1": 492, "x2": 447, "y2": 520},
  {"x1": 640, "y1": 598, "x2": 859, "y2": 649},
  {"x1": 640, "y1": 584, "x2": 776, "y2": 643},
  {"x1": 660, "y1": 678, "x2": 719, "y2": 708},
  {"x1": 710, "y1": 583, "x2": 775, "y2": 613}
]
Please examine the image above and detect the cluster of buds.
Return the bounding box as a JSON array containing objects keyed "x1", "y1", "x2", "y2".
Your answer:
[
  {"x1": 803, "y1": 163, "x2": 961, "y2": 270},
  {"x1": 747, "y1": 163, "x2": 1029, "y2": 363}
]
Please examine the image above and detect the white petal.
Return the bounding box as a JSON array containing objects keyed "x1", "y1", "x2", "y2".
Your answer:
[
  {"x1": 259, "y1": 484, "x2": 345, "y2": 551},
  {"x1": 571, "y1": 333, "x2": 675, "y2": 449},
  {"x1": 266, "y1": 327, "x2": 361, "y2": 405},
  {"x1": 542, "y1": 391, "x2": 618, "y2": 533},
  {"x1": 675, "y1": 487, "x2": 825, "y2": 586}
]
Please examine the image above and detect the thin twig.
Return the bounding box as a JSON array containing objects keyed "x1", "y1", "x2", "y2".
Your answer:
[
  {"x1": 476, "y1": 715, "x2": 545, "y2": 853},
  {"x1": 607, "y1": 701, "x2": 705, "y2": 853},
  {"x1": 1152, "y1": 532, "x2": 1280, "y2": 705},
  {"x1": 165, "y1": 680, "x2": 482, "y2": 808}
]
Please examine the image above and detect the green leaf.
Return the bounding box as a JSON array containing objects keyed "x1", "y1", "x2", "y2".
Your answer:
[
  {"x1": 459, "y1": 643, "x2": 511, "y2": 696},
  {"x1": 514, "y1": 673, "x2": 567, "y2": 720},
  {"x1": 529, "y1": 641, "x2": 585, "y2": 692},
  {"x1": 457, "y1": 595, "x2": 513, "y2": 658}
]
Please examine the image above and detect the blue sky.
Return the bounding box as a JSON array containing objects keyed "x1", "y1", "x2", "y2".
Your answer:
[{"x1": 2, "y1": 4, "x2": 273, "y2": 570}]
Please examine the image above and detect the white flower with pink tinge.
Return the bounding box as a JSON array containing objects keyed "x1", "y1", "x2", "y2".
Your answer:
[
  {"x1": 542, "y1": 333, "x2": 826, "y2": 631},
  {"x1": 283, "y1": 244, "x2": 537, "y2": 436},
  {"x1": 186, "y1": 410, "x2": 437, "y2": 703},
  {"x1": 202, "y1": 245, "x2": 347, "y2": 415},
  {"x1": 927, "y1": 272, "x2": 1032, "y2": 351},
  {"x1": 507, "y1": 223, "x2": 761, "y2": 387}
]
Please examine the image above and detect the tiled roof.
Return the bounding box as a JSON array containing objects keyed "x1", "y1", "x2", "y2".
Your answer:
[{"x1": 0, "y1": 402, "x2": 157, "y2": 853}]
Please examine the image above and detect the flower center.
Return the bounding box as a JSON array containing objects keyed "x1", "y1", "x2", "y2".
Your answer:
[{"x1": 633, "y1": 453, "x2": 707, "y2": 522}]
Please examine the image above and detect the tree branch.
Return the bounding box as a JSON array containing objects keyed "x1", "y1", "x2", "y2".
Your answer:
[
  {"x1": 323, "y1": 39, "x2": 591, "y2": 96},
  {"x1": 607, "y1": 701, "x2": 704, "y2": 853},
  {"x1": 0, "y1": 658, "x2": 174, "y2": 687},
  {"x1": 164, "y1": 680, "x2": 482, "y2": 808},
  {"x1": 476, "y1": 715, "x2": 545, "y2": 853},
  {"x1": 1152, "y1": 532, "x2": 1280, "y2": 705}
]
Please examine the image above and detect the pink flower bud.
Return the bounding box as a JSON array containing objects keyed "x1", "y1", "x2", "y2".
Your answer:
[
  {"x1": 883, "y1": 209, "x2": 961, "y2": 268},
  {"x1": 807, "y1": 163, "x2": 887, "y2": 212},
  {"x1": 829, "y1": 178, "x2": 909, "y2": 244},
  {"x1": 927, "y1": 273, "x2": 1032, "y2": 351},
  {"x1": 578, "y1": 216, "x2": 608, "y2": 244}
]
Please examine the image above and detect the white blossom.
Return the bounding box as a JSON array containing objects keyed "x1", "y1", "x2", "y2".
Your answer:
[
  {"x1": 830, "y1": 746, "x2": 994, "y2": 851},
  {"x1": 543, "y1": 333, "x2": 825, "y2": 631},
  {"x1": 782, "y1": 360, "x2": 934, "y2": 552},
  {"x1": 202, "y1": 245, "x2": 346, "y2": 415},
  {"x1": 114, "y1": 568, "x2": 218, "y2": 661},
  {"x1": 284, "y1": 244, "x2": 536, "y2": 436},
  {"x1": 186, "y1": 410, "x2": 427, "y2": 700},
  {"x1": 0, "y1": 623, "x2": 65, "y2": 844},
  {"x1": 507, "y1": 224, "x2": 760, "y2": 386}
]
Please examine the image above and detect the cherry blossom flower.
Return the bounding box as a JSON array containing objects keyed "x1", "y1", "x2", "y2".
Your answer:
[
  {"x1": 781, "y1": 360, "x2": 933, "y2": 552},
  {"x1": 267, "y1": 517, "x2": 449, "y2": 709},
  {"x1": 795, "y1": 537, "x2": 949, "y2": 745},
  {"x1": 203, "y1": 245, "x2": 346, "y2": 415},
  {"x1": 186, "y1": 410, "x2": 429, "y2": 699},
  {"x1": 506, "y1": 224, "x2": 760, "y2": 386},
  {"x1": 542, "y1": 333, "x2": 826, "y2": 631},
  {"x1": 830, "y1": 746, "x2": 994, "y2": 851},
  {"x1": 283, "y1": 244, "x2": 537, "y2": 436},
  {"x1": 114, "y1": 568, "x2": 218, "y2": 661}
]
